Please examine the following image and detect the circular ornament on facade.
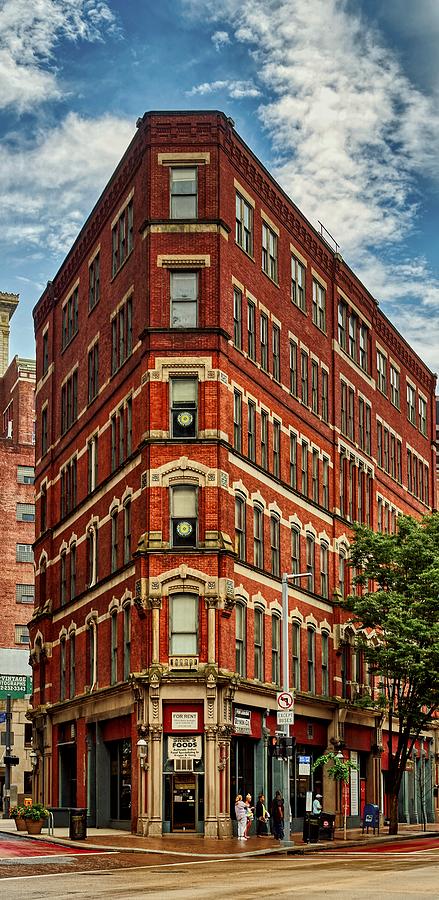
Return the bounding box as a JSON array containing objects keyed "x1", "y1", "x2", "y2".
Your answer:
[
  {"x1": 177, "y1": 412, "x2": 194, "y2": 427},
  {"x1": 177, "y1": 521, "x2": 193, "y2": 537}
]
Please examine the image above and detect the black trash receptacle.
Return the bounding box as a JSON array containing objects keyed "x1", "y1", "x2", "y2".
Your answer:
[
  {"x1": 309, "y1": 815, "x2": 321, "y2": 842},
  {"x1": 69, "y1": 808, "x2": 87, "y2": 840},
  {"x1": 319, "y1": 812, "x2": 336, "y2": 841}
]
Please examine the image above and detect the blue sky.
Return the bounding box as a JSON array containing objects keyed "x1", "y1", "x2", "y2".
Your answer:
[{"x1": 1, "y1": 0, "x2": 439, "y2": 372}]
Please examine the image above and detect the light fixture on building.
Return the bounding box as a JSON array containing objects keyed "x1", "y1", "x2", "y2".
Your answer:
[
  {"x1": 137, "y1": 738, "x2": 148, "y2": 770},
  {"x1": 29, "y1": 748, "x2": 39, "y2": 769}
]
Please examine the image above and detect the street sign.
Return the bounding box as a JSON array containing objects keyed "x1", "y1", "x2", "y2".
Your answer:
[
  {"x1": 1, "y1": 732, "x2": 14, "y2": 745},
  {"x1": 277, "y1": 710, "x2": 294, "y2": 725},
  {"x1": 277, "y1": 690, "x2": 294, "y2": 710},
  {"x1": 0, "y1": 712, "x2": 6, "y2": 724},
  {"x1": 3, "y1": 754, "x2": 19, "y2": 766}
]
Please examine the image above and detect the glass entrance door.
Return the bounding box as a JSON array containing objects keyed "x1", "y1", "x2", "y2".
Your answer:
[{"x1": 171, "y1": 774, "x2": 197, "y2": 831}]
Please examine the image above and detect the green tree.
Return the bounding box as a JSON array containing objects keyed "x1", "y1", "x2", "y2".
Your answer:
[{"x1": 343, "y1": 515, "x2": 439, "y2": 834}]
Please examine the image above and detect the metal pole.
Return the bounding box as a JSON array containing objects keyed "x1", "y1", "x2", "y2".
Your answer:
[
  {"x1": 281, "y1": 572, "x2": 311, "y2": 843},
  {"x1": 4, "y1": 695, "x2": 12, "y2": 819}
]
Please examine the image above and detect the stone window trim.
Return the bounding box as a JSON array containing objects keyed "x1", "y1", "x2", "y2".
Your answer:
[
  {"x1": 157, "y1": 254, "x2": 210, "y2": 268},
  {"x1": 158, "y1": 152, "x2": 210, "y2": 166}
]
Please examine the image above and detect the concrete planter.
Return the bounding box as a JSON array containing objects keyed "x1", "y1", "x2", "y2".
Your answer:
[{"x1": 15, "y1": 816, "x2": 27, "y2": 832}]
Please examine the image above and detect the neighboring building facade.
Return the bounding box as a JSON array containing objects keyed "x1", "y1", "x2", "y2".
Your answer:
[
  {"x1": 30, "y1": 111, "x2": 438, "y2": 835},
  {"x1": 0, "y1": 292, "x2": 35, "y2": 807}
]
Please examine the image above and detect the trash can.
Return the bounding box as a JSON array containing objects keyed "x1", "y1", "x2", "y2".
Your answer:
[
  {"x1": 309, "y1": 815, "x2": 321, "y2": 842},
  {"x1": 69, "y1": 808, "x2": 87, "y2": 840},
  {"x1": 319, "y1": 812, "x2": 336, "y2": 841}
]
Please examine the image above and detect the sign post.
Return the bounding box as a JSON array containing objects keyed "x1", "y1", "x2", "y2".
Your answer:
[{"x1": 3, "y1": 695, "x2": 12, "y2": 819}]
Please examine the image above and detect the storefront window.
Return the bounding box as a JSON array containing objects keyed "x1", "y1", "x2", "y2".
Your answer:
[{"x1": 109, "y1": 738, "x2": 131, "y2": 821}]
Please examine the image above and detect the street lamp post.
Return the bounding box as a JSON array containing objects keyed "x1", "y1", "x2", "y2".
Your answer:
[{"x1": 281, "y1": 571, "x2": 311, "y2": 843}]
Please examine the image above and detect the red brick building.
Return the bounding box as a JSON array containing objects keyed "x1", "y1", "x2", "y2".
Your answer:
[
  {"x1": 0, "y1": 291, "x2": 35, "y2": 804},
  {"x1": 30, "y1": 111, "x2": 437, "y2": 835}
]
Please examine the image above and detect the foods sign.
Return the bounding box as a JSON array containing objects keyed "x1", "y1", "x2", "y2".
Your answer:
[{"x1": 168, "y1": 735, "x2": 202, "y2": 760}]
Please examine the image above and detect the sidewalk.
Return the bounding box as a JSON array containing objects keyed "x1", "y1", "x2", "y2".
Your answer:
[{"x1": 1, "y1": 817, "x2": 438, "y2": 858}]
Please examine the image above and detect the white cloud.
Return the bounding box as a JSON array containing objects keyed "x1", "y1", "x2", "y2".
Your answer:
[
  {"x1": 211, "y1": 30, "x2": 230, "y2": 51},
  {"x1": 182, "y1": 0, "x2": 439, "y2": 370},
  {"x1": 0, "y1": 0, "x2": 118, "y2": 112},
  {"x1": 0, "y1": 112, "x2": 134, "y2": 255},
  {"x1": 188, "y1": 79, "x2": 260, "y2": 98}
]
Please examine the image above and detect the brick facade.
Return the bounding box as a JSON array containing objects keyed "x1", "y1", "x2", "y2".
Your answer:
[{"x1": 30, "y1": 111, "x2": 438, "y2": 834}]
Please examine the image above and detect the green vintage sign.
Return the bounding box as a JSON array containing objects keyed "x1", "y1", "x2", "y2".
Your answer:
[{"x1": 0, "y1": 674, "x2": 32, "y2": 698}]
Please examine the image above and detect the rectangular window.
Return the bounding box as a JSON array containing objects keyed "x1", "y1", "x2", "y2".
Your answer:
[
  {"x1": 301, "y1": 351, "x2": 308, "y2": 405},
  {"x1": 359, "y1": 397, "x2": 364, "y2": 450},
  {"x1": 271, "y1": 616, "x2": 280, "y2": 685},
  {"x1": 171, "y1": 377, "x2": 197, "y2": 439},
  {"x1": 61, "y1": 370, "x2": 78, "y2": 435},
  {"x1": 261, "y1": 410, "x2": 268, "y2": 470},
  {"x1": 247, "y1": 300, "x2": 256, "y2": 360},
  {"x1": 60, "y1": 640, "x2": 66, "y2": 700},
  {"x1": 292, "y1": 622, "x2": 301, "y2": 690},
  {"x1": 341, "y1": 382, "x2": 347, "y2": 435},
  {"x1": 254, "y1": 505, "x2": 264, "y2": 569},
  {"x1": 307, "y1": 627, "x2": 316, "y2": 692},
  {"x1": 365, "y1": 404, "x2": 371, "y2": 455},
  {"x1": 338, "y1": 300, "x2": 347, "y2": 349},
  {"x1": 348, "y1": 387, "x2": 355, "y2": 441},
  {"x1": 289, "y1": 340, "x2": 298, "y2": 395},
  {"x1": 16, "y1": 583, "x2": 35, "y2": 604},
  {"x1": 40, "y1": 483, "x2": 47, "y2": 533},
  {"x1": 60, "y1": 552, "x2": 67, "y2": 606},
  {"x1": 247, "y1": 400, "x2": 256, "y2": 462},
  {"x1": 124, "y1": 500, "x2": 131, "y2": 564},
  {"x1": 16, "y1": 502, "x2": 35, "y2": 522},
  {"x1": 348, "y1": 313, "x2": 357, "y2": 359},
  {"x1": 235, "y1": 496, "x2": 246, "y2": 562},
  {"x1": 111, "y1": 296, "x2": 133, "y2": 373},
  {"x1": 171, "y1": 485, "x2": 197, "y2": 548},
  {"x1": 60, "y1": 457, "x2": 77, "y2": 518},
  {"x1": 236, "y1": 603, "x2": 246, "y2": 676},
  {"x1": 87, "y1": 435, "x2": 98, "y2": 494},
  {"x1": 397, "y1": 440, "x2": 402, "y2": 483},
  {"x1": 88, "y1": 342, "x2": 99, "y2": 403},
  {"x1": 289, "y1": 432, "x2": 297, "y2": 489},
  {"x1": 377, "y1": 350, "x2": 387, "y2": 394},
  {"x1": 69, "y1": 633, "x2": 76, "y2": 698},
  {"x1": 89, "y1": 252, "x2": 100, "y2": 311},
  {"x1": 407, "y1": 449, "x2": 413, "y2": 492},
  {"x1": 41, "y1": 406, "x2": 48, "y2": 455},
  {"x1": 301, "y1": 440, "x2": 308, "y2": 495},
  {"x1": 170, "y1": 594, "x2": 198, "y2": 655},
  {"x1": 407, "y1": 383, "x2": 416, "y2": 424},
  {"x1": 17, "y1": 465, "x2": 35, "y2": 484},
  {"x1": 359, "y1": 324, "x2": 368, "y2": 371},
  {"x1": 291, "y1": 256, "x2": 306, "y2": 310},
  {"x1": 112, "y1": 198, "x2": 134, "y2": 275},
  {"x1": 270, "y1": 515, "x2": 280, "y2": 577},
  {"x1": 321, "y1": 632, "x2": 329, "y2": 696},
  {"x1": 254, "y1": 608, "x2": 264, "y2": 680},
  {"x1": 419, "y1": 396, "x2": 427, "y2": 435},
  {"x1": 322, "y1": 455, "x2": 329, "y2": 509},
  {"x1": 262, "y1": 222, "x2": 278, "y2": 282},
  {"x1": 320, "y1": 543, "x2": 328, "y2": 599},
  {"x1": 15, "y1": 625, "x2": 29, "y2": 645},
  {"x1": 42, "y1": 331, "x2": 49, "y2": 376},
  {"x1": 123, "y1": 606, "x2": 131, "y2": 680},
  {"x1": 311, "y1": 361, "x2": 318, "y2": 414},
  {"x1": 312, "y1": 449, "x2": 319, "y2": 504},
  {"x1": 321, "y1": 370, "x2": 328, "y2": 422},
  {"x1": 171, "y1": 168, "x2": 197, "y2": 219},
  {"x1": 272, "y1": 419, "x2": 280, "y2": 478},
  {"x1": 377, "y1": 422, "x2": 383, "y2": 467},
  {"x1": 236, "y1": 192, "x2": 253, "y2": 256},
  {"x1": 390, "y1": 365, "x2": 400, "y2": 408},
  {"x1": 61, "y1": 287, "x2": 78, "y2": 350},
  {"x1": 233, "y1": 391, "x2": 242, "y2": 452},
  {"x1": 111, "y1": 510, "x2": 118, "y2": 573},
  {"x1": 70, "y1": 543, "x2": 76, "y2": 601},
  {"x1": 312, "y1": 279, "x2": 326, "y2": 331},
  {"x1": 111, "y1": 614, "x2": 118, "y2": 685},
  {"x1": 390, "y1": 435, "x2": 396, "y2": 479},
  {"x1": 170, "y1": 272, "x2": 197, "y2": 328},
  {"x1": 272, "y1": 324, "x2": 280, "y2": 381},
  {"x1": 383, "y1": 427, "x2": 389, "y2": 473},
  {"x1": 260, "y1": 313, "x2": 268, "y2": 372},
  {"x1": 233, "y1": 287, "x2": 242, "y2": 349}
]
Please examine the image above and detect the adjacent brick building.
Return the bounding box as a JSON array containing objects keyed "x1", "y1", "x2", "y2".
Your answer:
[
  {"x1": 0, "y1": 292, "x2": 35, "y2": 806},
  {"x1": 30, "y1": 111, "x2": 438, "y2": 835}
]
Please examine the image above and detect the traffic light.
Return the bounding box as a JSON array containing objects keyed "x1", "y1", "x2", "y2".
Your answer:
[
  {"x1": 268, "y1": 736, "x2": 281, "y2": 758},
  {"x1": 268, "y1": 736, "x2": 296, "y2": 759}
]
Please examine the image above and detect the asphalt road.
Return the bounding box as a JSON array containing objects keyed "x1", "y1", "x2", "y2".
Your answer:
[{"x1": 1, "y1": 836, "x2": 438, "y2": 899}]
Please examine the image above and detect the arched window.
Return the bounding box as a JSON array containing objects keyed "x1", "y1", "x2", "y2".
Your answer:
[
  {"x1": 291, "y1": 526, "x2": 300, "y2": 575},
  {"x1": 60, "y1": 551, "x2": 67, "y2": 606},
  {"x1": 292, "y1": 621, "x2": 301, "y2": 690},
  {"x1": 320, "y1": 542, "x2": 329, "y2": 599},
  {"x1": 70, "y1": 542, "x2": 76, "y2": 600},
  {"x1": 235, "y1": 495, "x2": 246, "y2": 562},
  {"x1": 254, "y1": 607, "x2": 264, "y2": 680},
  {"x1": 306, "y1": 534, "x2": 315, "y2": 592},
  {"x1": 87, "y1": 525, "x2": 98, "y2": 587},
  {"x1": 321, "y1": 631, "x2": 329, "y2": 696},
  {"x1": 123, "y1": 605, "x2": 131, "y2": 681},
  {"x1": 307, "y1": 626, "x2": 316, "y2": 693},
  {"x1": 39, "y1": 558, "x2": 47, "y2": 606},
  {"x1": 110, "y1": 612, "x2": 118, "y2": 685},
  {"x1": 270, "y1": 515, "x2": 280, "y2": 577},
  {"x1": 69, "y1": 631, "x2": 76, "y2": 698},
  {"x1": 253, "y1": 505, "x2": 264, "y2": 568},
  {"x1": 339, "y1": 546, "x2": 347, "y2": 598},
  {"x1": 60, "y1": 638, "x2": 66, "y2": 701},
  {"x1": 111, "y1": 509, "x2": 118, "y2": 573},
  {"x1": 271, "y1": 614, "x2": 281, "y2": 685},
  {"x1": 123, "y1": 500, "x2": 131, "y2": 564},
  {"x1": 169, "y1": 593, "x2": 198, "y2": 656},
  {"x1": 235, "y1": 601, "x2": 246, "y2": 676}
]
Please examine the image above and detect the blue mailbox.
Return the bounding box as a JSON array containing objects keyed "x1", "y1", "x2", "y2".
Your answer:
[{"x1": 362, "y1": 803, "x2": 379, "y2": 834}]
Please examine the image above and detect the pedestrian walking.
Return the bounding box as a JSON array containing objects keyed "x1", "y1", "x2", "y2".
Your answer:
[
  {"x1": 245, "y1": 793, "x2": 254, "y2": 837},
  {"x1": 271, "y1": 790, "x2": 284, "y2": 840},
  {"x1": 256, "y1": 792, "x2": 269, "y2": 837},
  {"x1": 235, "y1": 794, "x2": 248, "y2": 840}
]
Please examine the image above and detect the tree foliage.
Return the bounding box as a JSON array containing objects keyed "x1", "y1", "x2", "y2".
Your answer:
[
  {"x1": 342, "y1": 514, "x2": 439, "y2": 832},
  {"x1": 312, "y1": 751, "x2": 358, "y2": 784}
]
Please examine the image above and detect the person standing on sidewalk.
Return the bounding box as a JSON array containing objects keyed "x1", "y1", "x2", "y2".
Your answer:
[
  {"x1": 256, "y1": 793, "x2": 269, "y2": 837},
  {"x1": 245, "y1": 793, "x2": 254, "y2": 838},
  {"x1": 235, "y1": 794, "x2": 248, "y2": 840},
  {"x1": 312, "y1": 794, "x2": 323, "y2": 815},
  {"x1": 271, "y1": 790, "x2": 284, "y2": 841}
]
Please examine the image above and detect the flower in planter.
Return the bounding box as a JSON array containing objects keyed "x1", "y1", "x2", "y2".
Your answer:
[
  {"x1": 23, "y1": 802, "x2": 49, "y2": 821},
  {"x1": 10, "y1": 805, "x2": 27, "y2": 819}
]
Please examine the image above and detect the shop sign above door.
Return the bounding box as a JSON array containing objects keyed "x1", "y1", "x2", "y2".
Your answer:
[
  {"x1": 234, "y1": 708, "x2": 252, "y2": 735},
  {"x1": 171, "y1": 712, "x2": 198, "y2": 731},
  {"x1": 168, "y1": 735, "x2": 202, "y2": 760}
]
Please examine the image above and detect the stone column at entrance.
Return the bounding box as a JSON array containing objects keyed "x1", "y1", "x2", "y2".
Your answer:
[
  {"x1": 148, "y1": 724, "x2": 163, "y2": 837},
  {"x1": 204, "y1": 725, "x2": 218, "y2": 837}
]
